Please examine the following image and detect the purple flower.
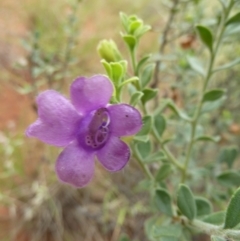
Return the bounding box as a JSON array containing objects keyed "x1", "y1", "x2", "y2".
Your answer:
[{"x1": 26, "y1": 75, "x2": 142, "y2": 188}]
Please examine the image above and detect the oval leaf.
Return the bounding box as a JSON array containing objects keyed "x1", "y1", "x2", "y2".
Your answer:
[
  {"x1": 177, "y1": 184, "x2": 196, "y2": 220},
  {"x1": 224, "y1": 187, "x2": 240, "y2": 229},
  {"x1": 146, "y1": 150, "x2": 167, "y2": 163},
  {"x1": 226, "y1": 12, "x2": 240, "y2": 26},
  {"x1": 136, "y1": 54, "x2": 151, "y2": 74},
  {"x1": 122, "y1": 35, "x2": 137, "y2": 51},
  {"x1": 195, "y1": 135, "x2": 220, "y2": 143},
  {"x1": 130, "y1": 91, "x2": 144, "y2": 106},
  {"x1": 217, "y1": 171, "x2": 240, "y2": 187},
  {"x1": 218, "y1": 146, "x2": 238, "y2": 168},
  {"x1": 202, "y1": 89, "x2": 225, "y2": 102},
  {"x1": 135, "y1": 141, "x2": 151, "y2": 160},
  {"x1": 153, "y1": 114, "x2": 166, "y2": 138},
  {"x1": 153, "y1": 224, "x2": 182, "y2": 238},
  {"x1": 202, "y1": 211, "x2": 225, "y2": 225},
  {"x1": 195, "y1": 25, "x2": 213, "y2": 52},
  {"x1": 136, "y1": 115, "x2": 152, "y2": 137},
  {"x1": 201, "y1": 96, "x2": 226, "y2": 113},
  {"x1": 155, "y1": 188, "x2": 173, "y2": 216},
  {"x1": 195, "y1": 197, "x2": 212, "y2": 217},
  {"x1": 140, "y1": 64, "x2": 155, "y2": 88},
  {"x1": 141, "y1": 88, "x2": 158, "y2": 104},
  {"x1": 155, "y1": 163, "x2": 172, "y2": 182},
  {"x1": 187, "y1": 56, "x2": 205, "y2": 76}
]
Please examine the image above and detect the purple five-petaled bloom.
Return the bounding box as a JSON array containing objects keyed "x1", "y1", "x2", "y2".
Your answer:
[{"x1": 26, "y1": 75, "x2": 142, "y2": 188}]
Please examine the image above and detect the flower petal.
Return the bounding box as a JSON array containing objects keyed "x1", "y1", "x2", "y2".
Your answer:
[
  {"x1": 70, "y1": 75, "x2": 113, "y2": 114},
  {"x1": 26, "y1": 90, "x2": 81, "y2": 146},
  {"x1": 107, "y1": 104, "x2": 142, "y2": 136},
  {"x1": 55, "y1": 142, "x2": 95, "y2": 188},
  {"x1": 37, "y1": 90, "x2": 81, "y2": 124},
  {"x1": 96, "y1": 136, "x2": 130, "y2": 172},
  {"x1": 26, "y1": 119, "x2": 79, "y2": 147}
]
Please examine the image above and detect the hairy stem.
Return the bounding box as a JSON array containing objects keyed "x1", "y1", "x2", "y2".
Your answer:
[{"x1": 186, "y1": 218, "x2": 240, "y2": 241}]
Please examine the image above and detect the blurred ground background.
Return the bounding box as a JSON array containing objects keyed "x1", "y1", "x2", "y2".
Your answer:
[{"x1": 0, "y1": 0, "x2": 240, "y2": 240}]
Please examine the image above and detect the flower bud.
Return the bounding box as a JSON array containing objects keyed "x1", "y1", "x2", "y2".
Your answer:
[{"x1": 97, "y1": 39, "x2": 122, "y2": 63}]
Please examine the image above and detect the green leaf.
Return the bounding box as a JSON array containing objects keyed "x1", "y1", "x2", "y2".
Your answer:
[
  {"x1": 155, "y1": 163, "x2": 172, "y2": 182},
  {"x1": 202, "y1": 211, "x2": 225, "y2": 225},
  {"x1": 111, "y1": 62, "x2": 124, "y2": 85},
  {"x1": 136, "y1": 115, "x2": 152, "y2": 137},
  {"x1": 140, "y1": 64, "x2": 155, "y2": 88},
  {"x1": 141, "y1": 88, "x2": 158, "y2": 104},
  {"x1": 195, "y1": 197, "x2": 212, "y2": 217},
  {"x1": 153, "y1": 224, "x2": 182, "y2": 239},
  {"x1": 187, "y1": 56, "x2": 206, "y2": 76},
  {"x1": 218, "y1": 146, "x2": 238, "y2": 168},
  {"x1": 195, "y1": 25, "x2": 213, "y2": 52},
  {"x1": 135, "y1": 141, "x2": 151, "y2": 159},
  {"x1": 129, "y1": 20, "x2": 143, "y2": 34},
  {"x1": 153, "y1": 114, "x2": 166, "y2": 138},
  {"x1": 167, "y1": 101, "x2": 192, "y2": 121},
  {"x1": 144, "y1": 216, "x2": 158, "y2": 240},
  {"x1": 134, "y1": 25, "x2": 151, "y2": 38},
  {"x1": 214, "y1": 58, "x2": 240, "y2": 72},
  {"x1": 202, "y1": 89, "x2": 225, "y2": 102},
  {"x1": 122, "y1": 35, "x2": 137, "y2": 51},
  {"x1": 155, "y1": 164, "x2": 172, "y2": 182},
  {"x1": 177, "y1": 184, "x2": 196, "y2": 220},
  {"x1": 145, "y1": 150, "x2": 167, "y2": 163},
  {"x1": 201, "y1": 96, "x2": 226, "y2": 113},
  {"x1": 226, "y1": 12, "x2": 240, "y2": 26},
  {"x1": 224, "y1": 187, "x2": 240, "y2": 229},
  {"x1": 155, "y1": 188, "x2": 173, "y2": 216},
  {"x1": 194, "y1": 135, "x2": 220, "y2": 143},
  {"x1": 130, "y1": 91, "x2": 143, "y2": 106},
  {"x1": 136, "y1": 54, "x2": 151, "y2": 74},
  {"x1": 119, "y1": 12, "x2": 129, "y2": 32},
  {"x1": 211, "y1": 235, "x2": 226, "y2": 241},
  {"x1": 101, "y1": 60, "x2": 112, "y2": 78},
  {"x1": 217, "y1": 171, "x2": 240, "y2": 187}
]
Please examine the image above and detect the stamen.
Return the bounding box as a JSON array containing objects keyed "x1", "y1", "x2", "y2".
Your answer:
[{"x1": 84, "y1": 108, "x2": 111, "y2": 148}]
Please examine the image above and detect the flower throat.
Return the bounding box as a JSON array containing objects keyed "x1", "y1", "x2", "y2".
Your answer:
[{"x1": 85, "y1": 108, "x2": 110, "y2": 148}]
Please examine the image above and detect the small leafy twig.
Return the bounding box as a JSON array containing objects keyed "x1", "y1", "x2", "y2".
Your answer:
[{"x1": 181, "y1": 0, "x2": 235, "y2": 182}]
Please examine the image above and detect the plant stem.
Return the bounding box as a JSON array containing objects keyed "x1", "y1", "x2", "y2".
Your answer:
[
  {"x1": 152, "y1": 0, "x2": 180, "y2": 88},
  {"x1": 132, "y1": 147, "x2": 154, "y2": 180},
  {"x1": 183, "y1": 217, "x2": 240, "y2": 241},
  {"x1": 181, "y1": 0, "x2": 234, "y2": 182},
  {"x1": 130, "y1": 48, "x2": 137, "y2": 76},
  {"x1": 153, "y1": 132, "x2": 184, "y2": 171}
]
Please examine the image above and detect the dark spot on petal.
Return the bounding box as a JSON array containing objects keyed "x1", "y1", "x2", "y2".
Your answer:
[{"x1": 125, "y1": 115, "x2": 129, "y2": 117}]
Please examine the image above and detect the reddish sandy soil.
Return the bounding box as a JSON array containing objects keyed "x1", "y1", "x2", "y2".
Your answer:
[{"x1": 0, "y1": 0, "x2": 31, "y2": 131}]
